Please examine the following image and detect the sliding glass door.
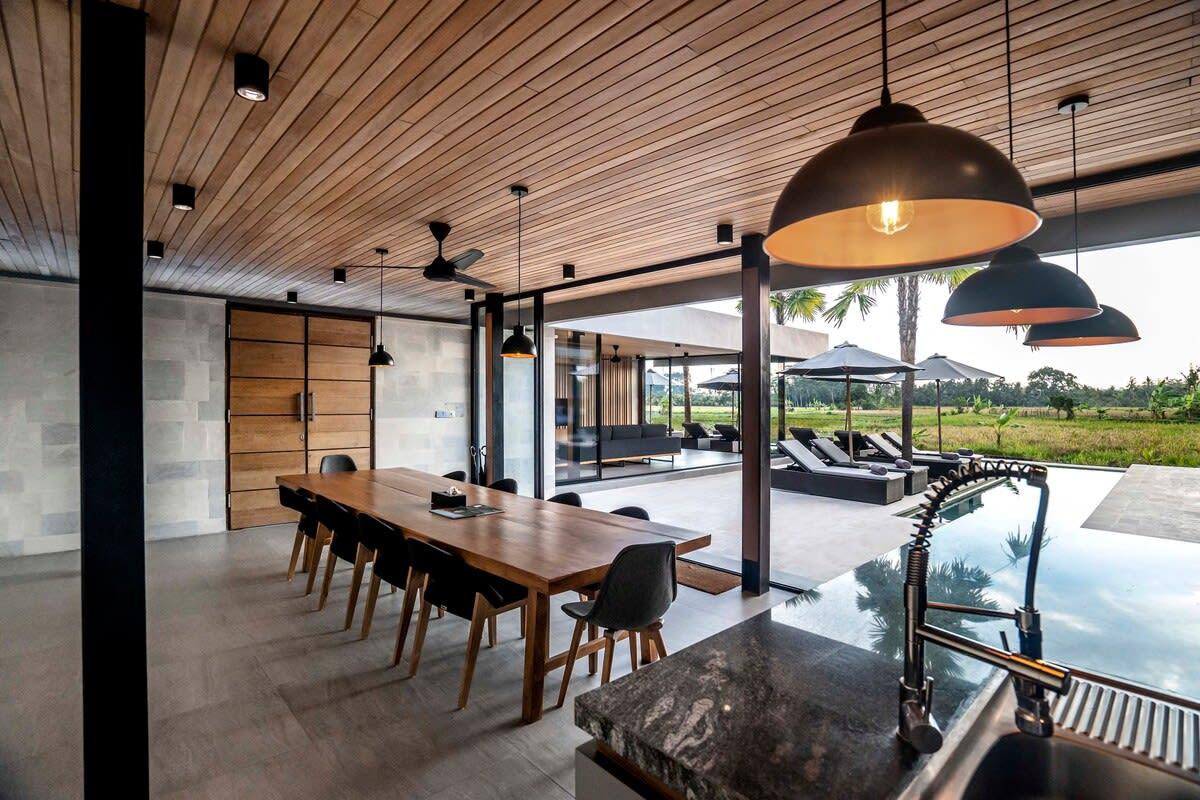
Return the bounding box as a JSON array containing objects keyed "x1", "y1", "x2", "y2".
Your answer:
[{"x1": 554, "y1": 331, "x2": 600, "y2": 485}]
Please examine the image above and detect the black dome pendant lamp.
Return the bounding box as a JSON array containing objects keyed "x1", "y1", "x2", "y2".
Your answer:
[
  {"x1": 1023, "y1": 96, "x2": 1139, "y2": 347},
  {"x1": 368, "y1": 247, "x2": 395, "y2": 368},
  {"x1": 764, "y1": 0, "x2": 1040, "y2": 269},
  {"x1": 942, "y1": 0, "x2": 1100, "y2": 327},
  {"x1": 501, "y1": 185, "x2": 537, "y2": 359}
]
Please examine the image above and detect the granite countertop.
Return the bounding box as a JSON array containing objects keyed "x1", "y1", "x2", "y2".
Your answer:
[{"x1": 575, "y1": 600, "x2": 984, "y2": 800}]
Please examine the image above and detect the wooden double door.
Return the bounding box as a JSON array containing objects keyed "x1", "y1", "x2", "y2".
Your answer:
[{"x1": 227, "y1": 308, "x2": 374, "y2": 528}]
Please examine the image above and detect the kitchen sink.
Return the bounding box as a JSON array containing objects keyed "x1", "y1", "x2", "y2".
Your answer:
[
  {"x1": 906, "y1": 673, "x2": 1200, "y2": 799},
  {"x1": 960, "y1": 732, "x2": 1200, "y2": 799}
]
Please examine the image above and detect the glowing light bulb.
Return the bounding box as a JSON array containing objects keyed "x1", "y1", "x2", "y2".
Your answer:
[{"x1": 865, "y1": 199, "x2": 915, "y2": 235}]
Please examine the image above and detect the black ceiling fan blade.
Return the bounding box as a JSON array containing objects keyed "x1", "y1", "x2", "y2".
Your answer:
[
  {"x1": 342, "y1": 264, "x2": 424, "y2": 270},
  {"x1": 451, "y1": 272, "x2": 495, "y2": 290},
  {"x1": 448, "y1": 249, "x2": 483, "y2": 271}
]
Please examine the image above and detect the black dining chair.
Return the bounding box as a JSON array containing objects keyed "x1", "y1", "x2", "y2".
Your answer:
[
  {"x1": 355, "y1": 513, "x2": 410, "y2": 641},
  {"x1": 401, "y1": 539, "x2": 528, "y2": 709},
  {"x1": 548, "y1": 491, "x2": 582, "y2": 507},
  {"x1": 611, "y1": 505, "x2": 650, "y2": 520},
  {"x1": 279, "y1": 486, "x2": 317, "y2": 582},
  {"x1": 314, "y1": 496, "x2": 371, "y2": 630},
  {"x1": 442, "y1": 470, "x2": 467, "y2": 482},
  {"x1": 556, "y1": 542, "x2": 677, "y2": 706},
  {"x1": 488, "y1": 477, "x2": 518, "y2": 495},
  {"x1": 320, "y1": 453, "x2": 357, "y2": 473}
]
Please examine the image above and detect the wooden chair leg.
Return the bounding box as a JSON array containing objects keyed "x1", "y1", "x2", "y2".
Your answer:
[
  {"x1": 343, "y1": 545, "x2": 370, "y2": 630},
  {"x1": 600, "y1": 631, "x2": 616, "y2": 685},
  {"x1": 408, "y1": 599, "x2": 434, "y2": 678},
  {"x1": 317, "y1": 547, "x2": 338, "y2": 610},
  {"x1": 300, "y1": 535, "x2": 312, "y2": 574},
  {"x1": 392, "y1": 570, "x2": 423, "y2": 666},
  {"x1": 286, "y1": 524, "x2": 305, "y2": 580},
  {"x1": 650, "y1": 625, "x2": 667, "y2": 660},
  {"x1": 556, "y1": 619, "x2": 586, "y2": 708},
  {"x1": 628, "y1": 629, "x2": 639, "y2": 673},
  {"x1": 487, "y1": 614, "x2": 497, "y2": 647},
  {"x1": 304, "y1": 528, "x2": 328, "y2": 595},
  {"x1": 458, "y1": 594, "x2": 488, "y2": 709},
  {"x1": 360, "y1": 573, "x2": 382, "y2": 640}
]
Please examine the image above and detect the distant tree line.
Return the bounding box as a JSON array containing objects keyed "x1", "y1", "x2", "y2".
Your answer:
[{"x1": 777, "y1": 364, "x2": 1200, "y2": 413}]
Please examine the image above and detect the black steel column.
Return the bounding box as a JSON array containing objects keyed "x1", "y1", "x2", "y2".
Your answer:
[
  {"x1": 532, "y1": 294, "x2": 544, "y2": 498},
  {"x1": 636, "y1": 356, "x2": 646, "y2": 424},
  {"x1": 79, "y1": 2, "x2": 148, "y2": 796},
  {"x1": 484, "y1": 292, "x2": 504, "y2": 484},
  {"x1": 740, "y1": 234, "x2": 771, "y2": 594}
]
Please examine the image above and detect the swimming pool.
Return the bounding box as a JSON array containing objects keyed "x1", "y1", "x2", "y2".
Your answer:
[{"x1": 777, "y1": 466, "x2": 1200, "y2": 700}]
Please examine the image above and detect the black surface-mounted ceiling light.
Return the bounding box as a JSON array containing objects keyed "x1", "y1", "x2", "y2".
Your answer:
[
  {"x1": 146, "y1": 240, "x2": 164, "y2": 260},
  {"x1": 369, "y1": 247, "x2": 395, "y2": 368},
  {"x1": 562, "y1": 263, "x2": 575, "y2": 280},
  {"x1": 286, "y1": 291, "x2": 298, "y2": 304},
  {"x1": 502, "y1": 186, "x2": 537, "y2": 359},
  {"x1": 333, "y1": 267, "x2": 347, "y2": 284},
  {"x1": 943, "y1": 5, "x2": 1099, "y2": 327},
  {"x1": 716, "y1": 223, "x2": 734, "y2": 245},
  {"x1": 172, "y1": 183, "x2": 195, "y2": 211},
  {"x1": 765, "y1": 0, "x2": 1039, "y2": 269},
  {"x1": 1023, "y1": 95, "x2": 1138, "y2": 347},
  {"x1": 464, "y1": 288, "x2": 475, "y2": 301},
  {"x1": 234, "y1": 53, "x2": 269, "y2": 102}
]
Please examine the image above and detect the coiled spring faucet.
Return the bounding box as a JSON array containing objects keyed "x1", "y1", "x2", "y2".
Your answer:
[{"x1": 898, "y1": 460, "x2": 1072, "y2": 754}]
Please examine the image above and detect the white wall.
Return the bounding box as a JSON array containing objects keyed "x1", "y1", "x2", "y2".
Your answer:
[{"x1": 373, "y1": 317, "x2": 471, "y2": 477}]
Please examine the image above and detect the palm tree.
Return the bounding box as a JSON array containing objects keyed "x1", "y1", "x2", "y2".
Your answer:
[
  {"x1": 737, "y1": 289, "x2": 827, "y2": 439},
  {"x1": 821, "y1": 270, "x2": 975, "y2": 458}
]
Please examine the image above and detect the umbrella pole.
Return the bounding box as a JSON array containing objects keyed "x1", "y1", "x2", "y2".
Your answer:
[
  {"x1": 845, "y1": 374, "x2": 854, "y2": 463},
  {"x1": 936, "y1": 379, "x2": 943, "y2": 452}
]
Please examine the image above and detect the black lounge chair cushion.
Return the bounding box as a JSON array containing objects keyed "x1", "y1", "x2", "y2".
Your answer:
[
  {"x1": 713, "y1": 424, "x2": 740, "y2": 441},
  {"x1": 789, "y1": 427, "x2": 819, "y2": 445},
  {"x1": 682, "y1": 422, "x2": 711, "y2": 439}
]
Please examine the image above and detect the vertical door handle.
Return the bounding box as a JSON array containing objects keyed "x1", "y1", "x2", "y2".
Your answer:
[
  {"x1": 298, "y1": 391, "x2": 306, "y2": 422},
  {"x1": 308, "y1": 392, "x2": 315, "y2": 420}
]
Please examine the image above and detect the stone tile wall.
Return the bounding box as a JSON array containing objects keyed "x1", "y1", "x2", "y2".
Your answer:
[
  {"x1": 373, "y1": 317, "x2": 471, "y2": 477},
  {"x1": 0, "y1": 278, "x2": 225, "y2": 555}
]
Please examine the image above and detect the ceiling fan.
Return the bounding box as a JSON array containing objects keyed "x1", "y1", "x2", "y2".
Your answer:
[{"x1": 347, "y1": 222, "x2": 493, "y2": 290}]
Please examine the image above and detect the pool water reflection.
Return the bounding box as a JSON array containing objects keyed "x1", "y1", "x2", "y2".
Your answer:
[{"x1": 774, "y1": 467, "x2": 1200, "y2": 700}]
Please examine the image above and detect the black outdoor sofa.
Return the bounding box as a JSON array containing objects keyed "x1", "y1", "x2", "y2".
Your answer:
[
  {"x1": 771, "y1": 439, "x2": 905, "y2": 505},
  {"x1": 555, "y1": 424, "x2": 681, "y2": 464},
  {"x1": 809, "y1": 437, "x2": 928, "y2": 495}
]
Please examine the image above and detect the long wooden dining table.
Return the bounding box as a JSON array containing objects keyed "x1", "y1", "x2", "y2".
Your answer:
[{"x1": 276, "y1": 467, "x2": 711, "y2": 723}]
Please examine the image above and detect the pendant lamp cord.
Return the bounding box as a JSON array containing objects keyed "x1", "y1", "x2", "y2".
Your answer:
[
  {"x1": 1004, "y1": 0, "x2": 1013, "y2": 161},
  {"x1": 378, "y1": 250, "x2": 385, "y2": 341},
  {"x1": 879, "y1": 0, "x2": 891, "y2": 105},
  {"x1": 1070, "y1": 105, "x2": 1079, "y2": 275}
]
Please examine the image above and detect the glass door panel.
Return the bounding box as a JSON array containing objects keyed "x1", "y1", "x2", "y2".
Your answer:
[{"x1": 554, "y1": 330, "x2": 599, "y2": 485}]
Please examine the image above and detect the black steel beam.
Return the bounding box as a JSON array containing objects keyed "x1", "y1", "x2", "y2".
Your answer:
[
  {"x1": 740, "y1": 233, "x2": 771, "y2": 595},
  {"x1": 484, "y1": 292, "x2": 504, "y2": 484},
  {"x1": 79, "y1": 2, "x2": 149, "y2": 796},
  {"x1": 1030, "y1": 150, "x2": 1200, "y2": 198}
]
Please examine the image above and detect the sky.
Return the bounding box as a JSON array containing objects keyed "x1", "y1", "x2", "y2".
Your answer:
[{"x1": 691, "y1": 236, "x2": 1200, "y2": 388}]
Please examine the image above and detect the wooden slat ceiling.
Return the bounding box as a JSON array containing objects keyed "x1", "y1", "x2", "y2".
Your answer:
[{"x1": 0, "y1": 0, "x2": 1197, "y2": 320}]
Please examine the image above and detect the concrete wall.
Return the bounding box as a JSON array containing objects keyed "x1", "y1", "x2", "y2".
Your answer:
[
  {"x1": 0, "y1": 278, "x2": 225, "y2": 556},
  {"x1": 373, "y1": 317, "x2": 471, "y2": 477}
]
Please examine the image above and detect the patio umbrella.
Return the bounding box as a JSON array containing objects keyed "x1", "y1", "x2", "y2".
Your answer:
[
  {"x1": 784, "y1": 343, "x2": 917, "y2": 461},
  {"x1": 698, "y1": 369, "x2": 741, "y2": 427},
  {"x1": 889, "y1": 354, "x2": 1001, "y2": 452},
  {"x1": 644, "y1": 369, "x2": 670, "y2": 386}
]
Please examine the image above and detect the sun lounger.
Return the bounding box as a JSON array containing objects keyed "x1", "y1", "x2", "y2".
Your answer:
[
  {"x1": 710, "y1": 423, "x2": 741, "y2": 453},
  {"x1": 789, "y1": 427, "x2": 819, "y2": 446},
  {"x1": 681, "y1": 421, "x2": 720, "y2": 450},
  {"x1": 772, "y1": 439, "x2": 904, "y2": 505},
  {"x1": 864, "y1": 432, "x2": 970, "y2": 479},
  {"x1": 833, "y1": 429, "x2": 872, "y2": 456},
  {"x1": 809, "y1": 437, "x2": 928, "y2": 495}
]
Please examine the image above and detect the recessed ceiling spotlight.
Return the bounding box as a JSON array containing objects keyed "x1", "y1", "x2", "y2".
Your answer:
[
  {"x1": 146, "y1": 240, "x2": 164, "y2": 260},
  {"x1": 562, "y1": 263, "x2": 575, "y2": 280},
  {"x1": 234, "y1": 53, "x2": 269, "y2": 102},
  {"x1": 171, "y1": 183, "x2": 195, "y2": 211},
  {"x1": 286, "y1": 291, "x2": 298, "y2": 304},
  {"x1": 333, "y1": 267, "x2": 347, "y2": 284},
  {"x1": 464, "y1": 288, "x2": 475, "y2": 301},
  {"x1": 717, "y1": 223, "x2": 733, "y2": 244}
]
